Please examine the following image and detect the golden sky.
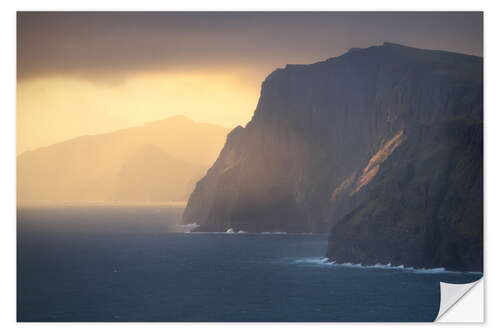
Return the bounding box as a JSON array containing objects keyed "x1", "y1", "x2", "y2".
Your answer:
[
  {"x1": 17, "y1": 12, "x2": 483, "y2": 154},
  {"x1": 17, "y1": 68, "x2": 261, "y2": 153}
]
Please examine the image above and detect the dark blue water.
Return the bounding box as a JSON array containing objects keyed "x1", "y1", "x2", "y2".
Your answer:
[{"x1": 17, "y1": 206, "x2": 481, "y2": 322}]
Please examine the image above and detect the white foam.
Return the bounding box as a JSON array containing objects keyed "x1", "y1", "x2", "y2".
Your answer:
[
  {"x1": 178, "y1": 223, "x2": 199, "y2": 233},
  {"x1": 293, "y1": 257, "x2": 482, "y2": 275},
  {"x1": 182, "y1": 223, "x2": 199, "y2": 228},
  {"x1": 294, "y1": 257, "x2": 332, "y2": 265}
]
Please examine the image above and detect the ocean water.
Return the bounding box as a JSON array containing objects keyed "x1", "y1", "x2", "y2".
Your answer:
[{"x1": 17, "y1": 206, "x2": 481, "y2": 322}]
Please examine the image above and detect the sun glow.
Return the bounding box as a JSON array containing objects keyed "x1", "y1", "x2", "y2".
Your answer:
[{"x1": 17, "y1": 69, "x2": 261, "y2": 154}]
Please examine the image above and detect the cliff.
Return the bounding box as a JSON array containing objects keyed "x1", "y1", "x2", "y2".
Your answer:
[{"x1": 182, "y1": 43, "x2": 483, "y2": 271}]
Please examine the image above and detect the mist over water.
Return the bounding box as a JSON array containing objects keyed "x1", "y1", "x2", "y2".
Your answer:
[
  {"x1": 17, "y1": 204, "x2": 184, "y2": 234},
  {"x1": 17, "y1": 206, "x2": 481, "y2": 322}
]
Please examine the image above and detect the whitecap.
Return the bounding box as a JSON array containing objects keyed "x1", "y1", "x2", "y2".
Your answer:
[
  {"x1": 294, "y1": 257, "x2": 332, "y2": 265},
  {"x1": 293, "y1": 257, "x2": 482, "y2": 275}
]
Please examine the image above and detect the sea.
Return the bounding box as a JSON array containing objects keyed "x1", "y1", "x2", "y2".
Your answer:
[{"x1": 17, "y1": 205, "x2": 482, "y2": 322}]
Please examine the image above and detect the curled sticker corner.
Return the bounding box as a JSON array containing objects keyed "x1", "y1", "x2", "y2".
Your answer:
[{"x1": 435, "y1": 279, "x2": 483, "y2": 322}]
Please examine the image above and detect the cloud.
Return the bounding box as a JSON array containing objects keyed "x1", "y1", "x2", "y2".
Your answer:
[{"x1": 17, "y1": 12, "x2": 483, "y2": 83}]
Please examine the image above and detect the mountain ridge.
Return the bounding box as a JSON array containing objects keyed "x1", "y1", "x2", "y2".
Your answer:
[{"x1": 17, "y1": 116, "x2": 230, "y2": 205}]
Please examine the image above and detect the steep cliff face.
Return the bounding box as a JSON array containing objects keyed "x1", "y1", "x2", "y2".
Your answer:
[{"x1": 183, "y1": 43, "x2": 482, "y2": 270}]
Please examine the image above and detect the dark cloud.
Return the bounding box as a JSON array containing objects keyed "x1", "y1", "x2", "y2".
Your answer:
[{"x1": 17, "y1": 11, "x2": 483, "y2": 81}]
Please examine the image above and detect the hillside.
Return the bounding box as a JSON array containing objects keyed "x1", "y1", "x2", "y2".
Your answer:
[{"x1": 17, "y1": 116, "x2": 229, "y2": 204}]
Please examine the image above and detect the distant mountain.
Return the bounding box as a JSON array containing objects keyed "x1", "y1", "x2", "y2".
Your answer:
[
  {"x1": 17, "y1": 116, "x2": 229, "y2": 204},
  {"x1": 182, "y1": 43, "x2": 483, "y2": 271},
  {"x1": 110, "y1": 144, "x2": 205, "y2": 202}
]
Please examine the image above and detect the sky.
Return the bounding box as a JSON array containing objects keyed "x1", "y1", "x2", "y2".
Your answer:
[{"x1": 17, "y1": 11, "x2": 483, "y2": 153}]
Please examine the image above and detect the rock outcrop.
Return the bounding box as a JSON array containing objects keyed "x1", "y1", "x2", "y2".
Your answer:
[{"x1": 183, "y1": 42, "x2": 483, "y2": 271}]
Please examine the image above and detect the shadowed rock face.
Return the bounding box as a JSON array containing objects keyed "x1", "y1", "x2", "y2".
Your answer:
[{"x1": 183, "y1": 43, "x2": 483, "y2": 271}]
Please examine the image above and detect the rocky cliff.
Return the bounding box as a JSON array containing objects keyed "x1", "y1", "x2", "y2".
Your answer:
[{"x1": 182, "y1": 43, "x2": 483, "y2": 271}]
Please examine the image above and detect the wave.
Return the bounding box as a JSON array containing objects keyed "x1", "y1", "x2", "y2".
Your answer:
[
  {"x1": 185, "y1": 231, "x2": 235, "y2": 234},
  {"x1": 184, "y1": 230, "x2": 318, "y2": 235},
  {"x1": 293, "y1": 257, "x2": 482, "y2": 275},
  {"x1": 180, "y1": 223, "x2": 199, "y2": 228},
  {"x1": 178, "y1": 223, "x2": 199, "y2": 233}
]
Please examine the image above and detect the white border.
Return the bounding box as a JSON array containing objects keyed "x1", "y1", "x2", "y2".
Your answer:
[{"x1": 2, "y1": 1, "x2": 498, "y2": 332}]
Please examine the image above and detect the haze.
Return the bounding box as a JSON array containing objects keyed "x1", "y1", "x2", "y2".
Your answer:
[{"x1": 17, "y1": 116, "x2": 230, "y2": 205}]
